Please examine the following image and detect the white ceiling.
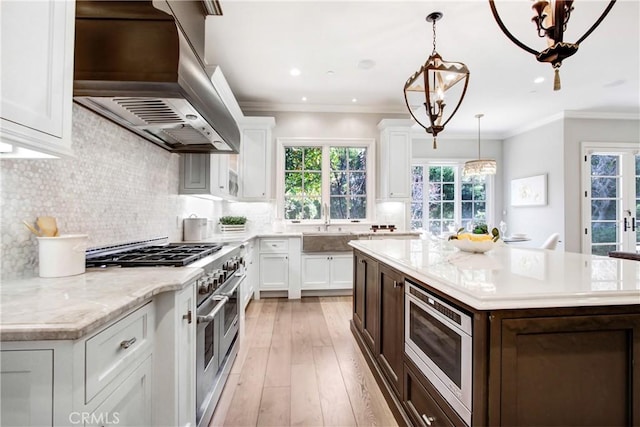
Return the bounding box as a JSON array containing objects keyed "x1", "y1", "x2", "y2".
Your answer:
[{"x1": 204, "y1": 0, "x2": 640, "y2": 138}]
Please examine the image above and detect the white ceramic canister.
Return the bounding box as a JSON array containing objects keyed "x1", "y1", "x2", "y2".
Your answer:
[{"x1": 37, "y1": 234, "x2": 88, "y2": 278}]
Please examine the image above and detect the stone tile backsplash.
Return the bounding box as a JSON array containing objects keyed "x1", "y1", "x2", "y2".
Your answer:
[{"x1": 0, "y1": 104, "x2": 182, "y2": 279}]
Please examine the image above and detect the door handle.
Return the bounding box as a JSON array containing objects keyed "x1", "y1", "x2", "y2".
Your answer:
[
  {"x1": 624, "y1": 217, "x2": 628, "y2": 231},
  {"x1": 633, "y1": 217, "x2": 636, "y2": 232},
  {"x1": 182, "y1": 310, "x2": 192, "y2": 324}
]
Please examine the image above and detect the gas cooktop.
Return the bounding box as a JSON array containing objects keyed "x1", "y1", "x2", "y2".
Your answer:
[{"x1": 86, "y1": 243, "x2": 224, "y2": 268}]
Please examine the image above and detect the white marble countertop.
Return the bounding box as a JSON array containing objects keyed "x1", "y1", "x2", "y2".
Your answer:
[
  {"x1": 0, "y1": 267, "x2": 202, "y2": 341},
  {"x1": 186, "y1": 230, "x2": 421, "y2": 243},
  {"x1": 350, "y1": 239, "x2": 640, "y2": 310}
]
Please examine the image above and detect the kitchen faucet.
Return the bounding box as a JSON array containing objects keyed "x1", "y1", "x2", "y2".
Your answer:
[{"x1": 323, "y1": 203, "x2": 330, "y2": 231}]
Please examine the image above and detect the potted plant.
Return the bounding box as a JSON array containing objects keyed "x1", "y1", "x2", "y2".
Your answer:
[{"x1": 219, "y1": 216, "x2": 247, "y2": 233}]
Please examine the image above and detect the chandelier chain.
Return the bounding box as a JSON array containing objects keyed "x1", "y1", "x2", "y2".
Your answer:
[{"x1": 432, "y1": 19, "x2": 437, "y2": 55}]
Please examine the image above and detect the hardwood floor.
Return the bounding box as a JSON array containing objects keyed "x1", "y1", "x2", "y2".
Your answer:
[{"x1": 210, "y1": 297, "x2": 398, "y2": 427}]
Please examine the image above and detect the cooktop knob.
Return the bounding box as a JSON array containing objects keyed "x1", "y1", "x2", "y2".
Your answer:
[{"x1": 197, "y1": 278, "x2": 210, "y2": 294}]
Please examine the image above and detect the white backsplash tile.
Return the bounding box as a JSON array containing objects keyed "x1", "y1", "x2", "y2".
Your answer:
[{"x1": 0, "y1": 104, "x2": 181, "y2": 279}]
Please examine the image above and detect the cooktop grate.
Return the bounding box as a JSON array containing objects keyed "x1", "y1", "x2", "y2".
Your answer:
[{"x1": 86, "y1": 243, "x2": 223, "y2": 268}]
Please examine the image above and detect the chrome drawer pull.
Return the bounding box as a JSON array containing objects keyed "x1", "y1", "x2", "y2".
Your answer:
[
  {"x1": 120, "y1": 337, "x2": 137, "y2": 349},
  {"x1": 421, "y1": 414, "x2": 435, "y2": 426}
]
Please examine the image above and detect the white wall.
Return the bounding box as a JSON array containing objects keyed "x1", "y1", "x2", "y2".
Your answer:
[
  {"x1": 502, "y1": 119, "x2": 565, "y2": 249},
  {"x1": 563, "y1": 117, "x2": 640, "y2": 252}
]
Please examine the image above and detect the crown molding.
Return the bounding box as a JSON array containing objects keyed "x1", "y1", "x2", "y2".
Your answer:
[
  {"x1": 239, "y1": 101, "x2": 407, "y2": 115},
  {"x1": 502, "y1": 112, "x2": 566, "y2": 140},
  {"x1": 563, "y1": 110, "x2": 640, "y2": 120}
]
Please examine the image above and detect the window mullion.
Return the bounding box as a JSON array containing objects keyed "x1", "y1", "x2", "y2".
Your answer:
[{"x1": 322, "y1": 145, "x2": 331, "y2": 219}]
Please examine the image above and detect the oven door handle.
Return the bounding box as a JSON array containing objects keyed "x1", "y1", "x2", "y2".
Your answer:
[
  {"x1": 222, "y1": 274, "x2": 245, "y2": 297},
  {"x1": 196, "y1": 296, "x2": 228, "y2": 324}
]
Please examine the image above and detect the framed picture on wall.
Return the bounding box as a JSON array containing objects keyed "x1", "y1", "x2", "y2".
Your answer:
[{"x1": 510, "y1": 174, "x2": 547, "y2": 206}]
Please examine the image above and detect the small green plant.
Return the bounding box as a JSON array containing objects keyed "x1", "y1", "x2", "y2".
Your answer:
[{"x1": 219, "y1": 216, "x2": 247, "y2": 225}]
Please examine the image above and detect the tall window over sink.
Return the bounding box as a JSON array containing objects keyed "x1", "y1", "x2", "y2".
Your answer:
[
  {"x1": 278, "y1": 138, "x2": 374, "y2": 222},
  {"x1": 411, "y1": 163, "x2": 492, "y2": 235}
]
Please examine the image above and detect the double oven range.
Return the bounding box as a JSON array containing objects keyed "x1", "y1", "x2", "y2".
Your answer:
[{"x1": 86, "y1": 238, "x2": 245, "y2": 427}]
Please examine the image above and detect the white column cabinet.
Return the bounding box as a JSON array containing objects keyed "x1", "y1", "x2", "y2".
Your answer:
[
  {"x1": 154, "y1": 283, "x2": 196, "y2": 427},
  {"x1": 377, "y1": 119, "x2": 413, "y2": 199},
  {"x1": 239, "y1": 117, "x2": 275, "y2": 201},
  {"x1": 0, "y1": 0, "x2": 75, "y2": 158},
  {"x1": 301, "y1": 253, "x2": 353, "y2": 290}
]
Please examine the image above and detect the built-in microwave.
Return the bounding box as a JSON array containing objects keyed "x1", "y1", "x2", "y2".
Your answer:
[{"x1": 404, "y1": 280, "x2": 473, "y2": 425}]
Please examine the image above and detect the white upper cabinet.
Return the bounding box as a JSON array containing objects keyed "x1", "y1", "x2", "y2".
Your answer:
[
  {"x1": 377, "y1": 119, "x2": 413, "y2": 199},
  {"x1": 0, "y1": 0, "x2": 75, "y2": 158},
  {"x1": 239, "y1": 117, "x2": 276, "y2": 201}
]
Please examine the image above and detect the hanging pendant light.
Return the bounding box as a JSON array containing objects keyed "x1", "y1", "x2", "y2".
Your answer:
[
  {"x1": 488, "y1": 0, "x2": 616, "y2": 91},
  {"x1": 404, "y1": 12, "x2": 470, "y2": 149},
  {"x1": 463, "y1": 114, "x2": 496, "y2": 177}
]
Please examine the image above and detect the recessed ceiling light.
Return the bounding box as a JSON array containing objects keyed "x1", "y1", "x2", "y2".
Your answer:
[
  {"x1": 534, "y1": 76, "x2": 545, "y2": 84},
  {"x1": 352, "y1": 98, "x2": 358, "y2": 103},
  {"x1": 327, "y1": 70, "x2": 335, "y2": 76},
  {"x1": 357, "y1": 59, "x2": 376, "y2": 70},
  {"x1": 290, "y1": 68, "x2": 301, "y2": 76},
  {"x1": 301, "y1": 96, "x2": 307, "y2": 101}
]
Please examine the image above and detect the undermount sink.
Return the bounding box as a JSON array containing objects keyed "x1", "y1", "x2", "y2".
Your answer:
[{"x1": 302, "y1": 232, "x2": 354, "y2": 252}]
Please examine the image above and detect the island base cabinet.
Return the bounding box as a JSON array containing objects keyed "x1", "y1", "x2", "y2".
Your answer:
[
  {"x1": 377, "y1": 264, "x2": 404, "y2": 397},
  {"x1": 492, "y1": 312, "x2": 640, "y2": 426},
  {"x1": 85, "y1": 355, "x2": 152, "y2": 427},
  {"x1": 403, "y1": 362, "x2": 458, "y2": 427},
  {"x1": 0, "y1": 350, "x2": 53, "y2": 427},
  {"x1": 353, "y1": 251, "x2": 378, "y2": 352}
]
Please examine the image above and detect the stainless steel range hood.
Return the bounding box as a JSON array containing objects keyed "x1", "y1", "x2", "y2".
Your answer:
[{"x1": 73, "y1": 1, "x2": 240, "y2": 154}]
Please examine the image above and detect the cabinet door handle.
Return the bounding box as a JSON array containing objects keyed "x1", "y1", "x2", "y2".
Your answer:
[
  {"x1": 120, "y1": 337, "x2": 137, "y2": 349},
  {"x1": 633, "y1": 218, "x2": 636, "y2": 232},
  {"x1": 624, "y1": 217, "x2": 628, "y2": 231},
  {"x1": 359, "y1": 259, "x2": 366, "y2": 264},
  {"x1": 182, "y1": 310, "x2": 192, "y2": 324},
  {"x1": 393, "y1": 280, "x2": 403, "y2": 288},
  {"x1": 421, "y1": 414, "x2": 435, "y2": 426}
]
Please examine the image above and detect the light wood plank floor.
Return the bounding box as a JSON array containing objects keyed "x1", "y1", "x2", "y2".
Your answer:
[{"x1": 209, "y1": 297, "x2": 398, "y2": 427}]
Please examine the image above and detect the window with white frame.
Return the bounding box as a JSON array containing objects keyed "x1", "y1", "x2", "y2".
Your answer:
[
  {"x1": 411, "y1": 163, "x2": 492, "y2": 234},
  {"x1": 278, "y1": 139, "x2": 373, "y2": 222}
]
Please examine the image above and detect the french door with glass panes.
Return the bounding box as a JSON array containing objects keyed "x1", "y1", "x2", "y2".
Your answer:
[{"x1": 582, "y1": 143, "x2": 639, "y2": 255}]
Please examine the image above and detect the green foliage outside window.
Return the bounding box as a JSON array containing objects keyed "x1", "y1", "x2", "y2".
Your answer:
[{"x1": 284, "y1": 145, "x2": 367, "y2": 220}]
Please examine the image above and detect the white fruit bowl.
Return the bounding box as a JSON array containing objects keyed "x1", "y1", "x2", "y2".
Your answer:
[{"x1": 448, "y1": 238, "x2": 498, "y2": 253}]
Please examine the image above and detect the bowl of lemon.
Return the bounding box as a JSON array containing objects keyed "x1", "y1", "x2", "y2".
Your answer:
[{"x1": 448, "y1": 226, "x2": 501, "y2": 253}]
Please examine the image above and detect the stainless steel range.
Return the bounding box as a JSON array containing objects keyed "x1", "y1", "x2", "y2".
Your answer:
[{"x1": 86, "y1": 237, "x2": 245, "y2": 427}]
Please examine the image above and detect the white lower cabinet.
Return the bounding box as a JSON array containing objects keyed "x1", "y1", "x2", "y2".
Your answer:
[
  {"x1": 243, "y1": 239, "x2": 257, "y2": 309},
  {"x1": 0, "y1": 282, "x2": 198, "y2": 427},
  {"x1": 257, "y1": 237, "x2": 301, "y2": 299},
  {"x1": 302, "y1": 253, "x2": 353, "y2": 290},
  {"x1": 0, "y1": 350, "x2": 53, "y2": 426},
  {"x1": 259, "y1": 253, "x2": 289, "y2": 290},
  {"x1": 85, "y1": 356, "x2": 152, "y2": 427}
]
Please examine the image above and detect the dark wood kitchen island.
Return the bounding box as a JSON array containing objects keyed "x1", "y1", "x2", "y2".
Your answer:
[{"x1": 349, "y1": 238, "x2": 640, "y2": 427}]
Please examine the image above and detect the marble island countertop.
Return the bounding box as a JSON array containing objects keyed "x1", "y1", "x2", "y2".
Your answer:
[
  {"x1": 0, "y1": 267, "x2": 202, "y2": 341},
  {"x1": 350, "y1": 239, "x2": 640, "y2": 310}
]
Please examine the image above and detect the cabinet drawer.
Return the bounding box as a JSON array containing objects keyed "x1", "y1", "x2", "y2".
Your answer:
[
  {"x1": 404, "y1": 364, "x2": 456, "y2": 427},
  {"x1": 85, "y1": 302, "x2": 154, "y2": 404},
  {"x1": 260, "y1": 239, "x2": 288, "y2": 252}
]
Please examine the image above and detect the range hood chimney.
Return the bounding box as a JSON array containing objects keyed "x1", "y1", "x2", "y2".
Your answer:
[{"x1": 73, "y1": 1, "x2": 240, "y2": 154}]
